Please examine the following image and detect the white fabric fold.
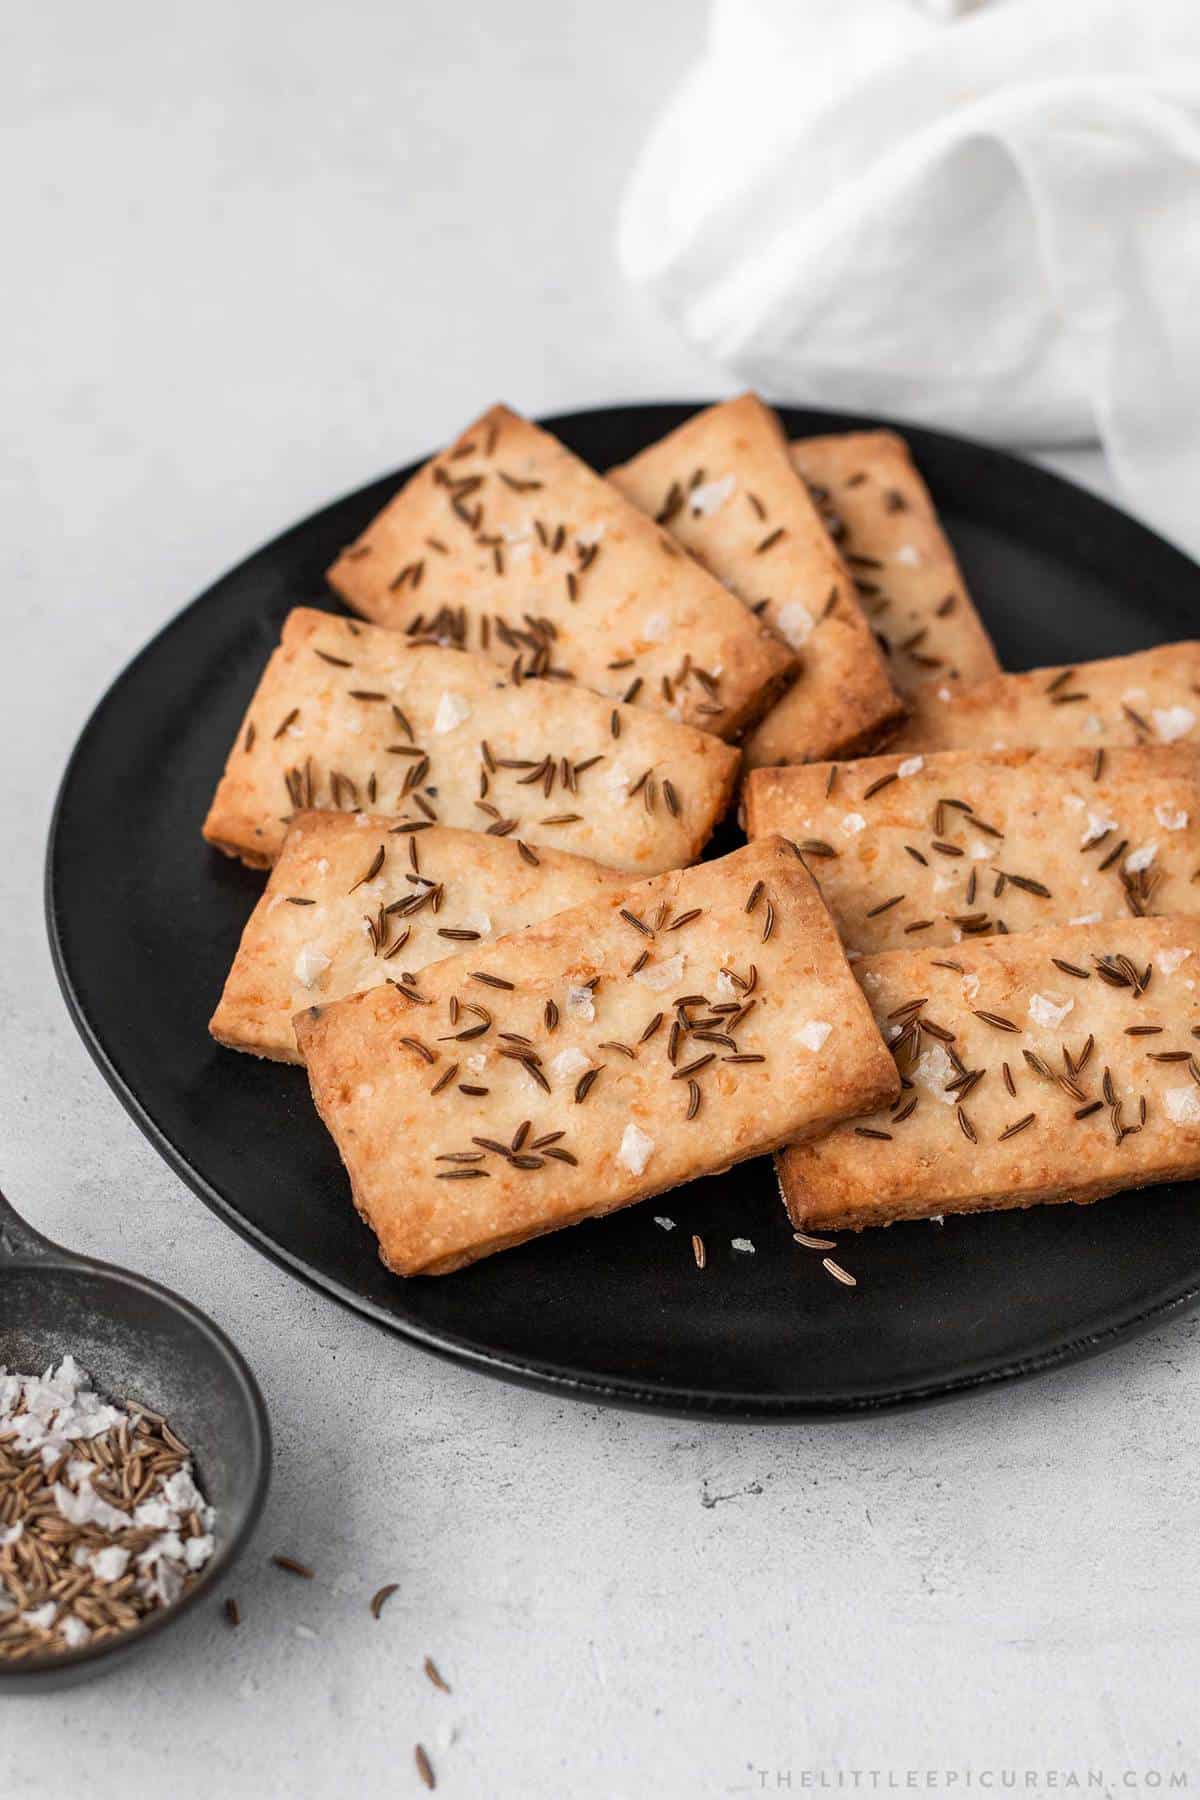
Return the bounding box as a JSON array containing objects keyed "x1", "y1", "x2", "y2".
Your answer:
[{"x1": 619, "y1": 0, "x2": 1200, "y2": 554}]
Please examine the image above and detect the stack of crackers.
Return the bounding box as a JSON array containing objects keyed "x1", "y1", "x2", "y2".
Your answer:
[{"x1": 203, "y1": 397, "x2": 1200, "y2": 1276}]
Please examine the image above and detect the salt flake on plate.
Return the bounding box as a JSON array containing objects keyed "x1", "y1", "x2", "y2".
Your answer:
[
  {"x1": 634, "y1": 952, "x2": 685, "y2": 993},
  {"x1": 1081, "y1": 811, "x2": 1117, "y2": 847},
  {"x1": 293, "y1": 944, "x2": 330, "y2": 990},
  {"x1": 566, "y1": 985, "x2": 595, "y2": 1022},
  {"x1": 731, "y1": 1238, "x2": 755, "y2": 1254},
  {"x1": 433, "y1": 690, "x2": 471, "y2": 734},
  {"x1": 1156, "y1": 947, "x2": 1193, "y2": 976},
  {"x1": 776, "y1": 602, "x2": 814, "y2": 648},
  {"x1": 1165, "y1": 1087, "x2": 1200, "y2": 1125},
  {"x1": 913, "y1": 1043, "x2": 956, "y2": 1102},
  {"x1": 619, "y1": 1123, "x2": 654, "y2": 1176},
  {"x1": 1153, "y1": 706, "x2": 1196, "y2": 743},
  {"x1": 1155, "y1": 805, "x2": 1189, "y2": 831},
  {"x1": 688, "y1": 473, "x2": 735, "y2": 516},
  {"x1": 550, "y1": 1047, "x2": 591, "y2": 1084},
  {"x1": 1028, "y1": 993, "x2": 1073, "y2": 1028}
]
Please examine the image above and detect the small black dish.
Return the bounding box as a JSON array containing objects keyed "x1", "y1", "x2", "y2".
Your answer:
[
  {"x1": 0, "y1": 1189, "x2": 270, "y2": 1689},
  {"x1": 43, "y1": 401, "x2": 1200, "y2": 1418}
]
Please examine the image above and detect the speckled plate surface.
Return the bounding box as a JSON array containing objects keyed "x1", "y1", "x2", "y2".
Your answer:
[{"x1": 45, "y1": 403, "x2": 1200, "y2": 1417}]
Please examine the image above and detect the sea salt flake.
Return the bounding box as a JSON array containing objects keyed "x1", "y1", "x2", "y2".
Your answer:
[
  {"x1": 550, "y1": 1047, "x2": 591, "y2": 1084},
  {"x1": 633, "y1": 952, "x2": 685, "y2": 993},
  {"x1": 133, "y1": 1499, "x2": 175, "y2": 1530},
  {"x1": 90, "y1": 1546, "x2": 131, "y2": 1583},
  {"x1": 60, "y1": 1616, "x2": 90, "y2": 1649},
  {"x1": 653, "y1": 1216, "x2": 675, "y2": 1232},
  {"x1": 162, "y1": 1468, "x2": 205, "y2": 1515},
  {"x1": 465, "y1": 1052, "x2": 488, "y2": 1074},
  {"x1": 795, "y1": 1020, "x2": 832, "y2": 1052},
  {"x1": 433, "y1": 690, "x2": 471, "y2": 734},
  {"x1": 641, "y1": 611, "x2": 670, "y2": 644},
  {"x1": 731, "y1": 1237, "x2": 755, "y2": 1254},
  {"x1": 1165, "y1": 1087, "x2": 1200, "y2": 1125},
  {"x1": 897, "y1": 756, "x2": 924, "y2": 778},
  {"x1": 913, "y1": 1044, "x2": 956, "y2": 1102},
  {"x1": 21, "y1": 1603, "x2": 56, "y2": 1630},
  {"x1": 293, "y1": 944, "x2": 330, "y2": 990},
  {"x1": 604, "y1": 761, "x2": 631, "y2": 795},
  {"x1": 715, "y1": 969, "x2": 738, "y2": 999},
  {"x1": 1155, "y1": 805, "x2": 1189, "y2": 831},
  {"x1": 1029, "y1": 993, "x2": 1073, "y2": 1028},
  {"x1": 54, "y1": 1482, "x2": 131, "y2": 1533},
  {"x1": 1156, "y1": 947, "x2": 1193, "y2": 976},
  {"x1": 1153, "y1": 706, "x2": 1196, "y2": 743},
  {"x1": 961, "y1": 973, "x2": 980, "y2": 1000},
  {"x1": 688, "y1": 473, "x2": 736, "y2": 516},
  {"x1": 566, "y1": 985, "x2": 595, "y2": 1022},
  {"x1": 1081, "y1": 811, "x2": 1117, "y2": 847},
  {"x1": 1070, "y1": 912, "x2": 1102, "y2": 925},
  {"x1": 840, "y1": 812, "x2": 866, "y2": 836},
  {"x1": 894, "y1": 544, "x2": 921, "y2": 567},
  {"x1": 619, "y1": 1123, "x2": 654, "y2": 1176},
  {"x1": 776, "y1": 601, "x2": 814, "y2": 649},
  {"x1": 185, "y1": 1534, "x2": 215, "y2": 1571},
  {"x1": 1125, "y1": 842, "x2": 1158, "y2": 874}
]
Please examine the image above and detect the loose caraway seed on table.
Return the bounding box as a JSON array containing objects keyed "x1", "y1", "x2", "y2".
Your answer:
[{"x1": 0, "y1": 1357, "x2": 215, "y2": 1660}]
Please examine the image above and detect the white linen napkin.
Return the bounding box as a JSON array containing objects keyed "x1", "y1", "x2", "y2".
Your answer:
[{"x1": 619, "y1": 0, "x2": 1200, "y2": 556}]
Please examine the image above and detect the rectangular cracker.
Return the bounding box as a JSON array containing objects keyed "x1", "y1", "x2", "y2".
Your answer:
[
  {"x1": 889, "y1": 643, "x2": 1200, "y2": 754},
  {"x1": 608, "y1": 395, "x2": 904, "y2": 769},
  {"x1": 202, "y1": 608, "x2": 740, "y2": 873},
  {"x1": 779, "y1": 916, "x2": 1200, "y2": 1231},
  {"x1": 326, "y1": 403, "x2": 796, "y2": 741},
  {"x1": 790, "y1": 430, "x2": 1000, "y2": 741},
  {"x1": 294, "y1": 838, "x2": 900, "y2": 1275},
  {"x1": 210, "y1": 817, "x2": 627, "y2": 1063},
  {"x1": 744, "y1": 746, "x2": 1200, "y2": 956}
]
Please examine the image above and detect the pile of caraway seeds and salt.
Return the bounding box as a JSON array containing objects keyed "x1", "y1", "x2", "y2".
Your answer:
[{"x1": 1, "y1": 1356, "x2": 215, "y2": 1660}]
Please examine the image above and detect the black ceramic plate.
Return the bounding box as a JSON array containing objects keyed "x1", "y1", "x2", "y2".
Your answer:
[{"x1": 46, "y1": 404, "x2": 1200, "y2": 1418}]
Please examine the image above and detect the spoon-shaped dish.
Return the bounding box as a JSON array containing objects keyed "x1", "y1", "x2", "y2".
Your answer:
[{"x1": 0, "y1": 1187, "x2": 270, "y2": 1689}]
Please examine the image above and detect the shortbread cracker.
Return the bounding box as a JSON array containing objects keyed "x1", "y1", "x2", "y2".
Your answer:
[
  {"x1": 202, "y1": 609, "x2": 740, "y2": 873},
  {"x1": 295, "y1": 838, "x2": 899, "y2": 1275},
  {"x1": 608, "y1": 395, "x2": 903, "y2": 768},
  {"x1": 326, "y1": 404, "x2": 795, "y2": 740},
  {"x1": 210, "y1": 817, "x2": 626, "y2": 1063},
  {"x1": 744, "y1": 747, "x2": 1200, "y2": 955},
  {"x1": 791, "y1": 431, "x2": 1000, "y2": 740},
  {"x1": 890, "y1": 643, "x2": 1200, "y2": 755},
  {"x1": 778, "y1": 916, "x2": 1200, "y2": 1231}
]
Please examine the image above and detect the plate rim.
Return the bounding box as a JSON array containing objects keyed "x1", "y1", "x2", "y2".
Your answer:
[{"x1": 44, "y1": 398, "x2": 1200, "y2": 1420}]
